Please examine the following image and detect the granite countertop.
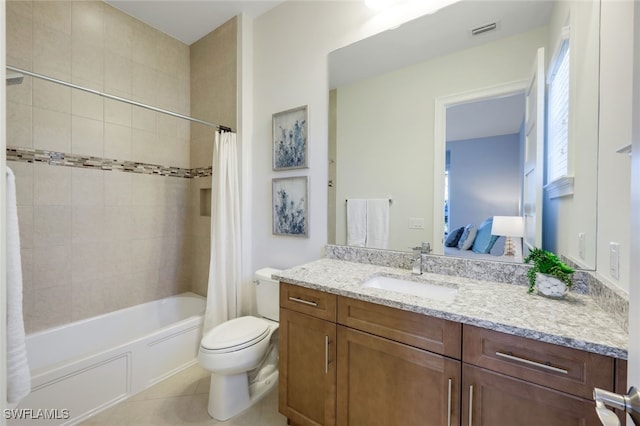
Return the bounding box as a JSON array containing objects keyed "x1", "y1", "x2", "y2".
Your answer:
[{"x1": 273, "y1": 258, "x2": 628, "y2": 359}]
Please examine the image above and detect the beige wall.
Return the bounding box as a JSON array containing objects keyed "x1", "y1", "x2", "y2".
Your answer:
[
  {"x1": 6, "y1": 0, "x2": 193, "y2": 332},
  {"x1": 187, "y1": 18, "x2": 238, "y2": 297},
  {"x1": 252, "y1": 1, "x2": 392, "y2": 272},
  {"x1": 597, "y1": 1, "x2": 634, "y2": 291},
  {"x1": 7, "y1": 1, "x2": 191, "y2": 165},
  {"x1": 190, "y1": 18, "x2": 237, "y2": 169}
]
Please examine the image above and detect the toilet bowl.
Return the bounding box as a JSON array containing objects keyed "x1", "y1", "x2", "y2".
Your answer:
[{"x1": 198, "y1": 268, "x2": 281, "y2": 421}]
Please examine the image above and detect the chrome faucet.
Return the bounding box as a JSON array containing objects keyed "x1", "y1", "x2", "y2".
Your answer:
[
  {"x1": 410, "y1": 242, "x2": 431, "y2": 275},
  {"x1": 421, "y1": 242, "x2": 432, "y2": 254},
  {"x1": 411, "y1": 254, "x2": 422, "y2": 275}
]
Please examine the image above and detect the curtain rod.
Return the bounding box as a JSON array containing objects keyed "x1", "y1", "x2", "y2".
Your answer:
[{"x1": 6, "y1": 65, "x2": 234, "y2": 132}]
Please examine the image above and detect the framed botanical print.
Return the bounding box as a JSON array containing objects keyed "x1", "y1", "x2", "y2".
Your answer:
[
  {"x1": 272, "y1": 105, "x2": 308, "y2": 170},
  {"x1": 272, "y1": 176, "x2": 308, "y2": 237}
]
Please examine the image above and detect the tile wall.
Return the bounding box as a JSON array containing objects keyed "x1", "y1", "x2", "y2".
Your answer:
[
  {"x1": 8, "y1": 161, "x2": 192, "y2": 331},
  {"x1": 187, "y1": 18, "x2": 238, "y2": 296},
  {"x1": 6, "y1": 1, "x2": 237, "y2": 332}
]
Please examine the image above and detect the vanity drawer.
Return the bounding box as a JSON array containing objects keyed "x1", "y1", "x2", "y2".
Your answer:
[
  {"x1": 280, "y1": 282, "x2": 337, "y2": 321},
  {"x1": 463, "y1": 325, "x2": 615, "y2": 399},
  {"x1": 337, "y1": 296, "x2": 461, "y2": 359}
]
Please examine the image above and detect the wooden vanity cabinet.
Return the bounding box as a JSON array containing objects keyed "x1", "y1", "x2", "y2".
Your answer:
[
  {"x1": 462, "y1": 325, "x2": 615, "y2": 425},
  {"x1": 279, "y1": 282, "x2": 623, "y2": 426},
  {"x1": 336, "y1": 297, "x2": 462, "y2": 426},
  {"x1": 461, "y1": 364, "x2": 602, "y2": 425},
  {"x1": 279, "y1": 283, "x2": 337, "y2": 426},
  {"x1": 279, "y1": 282, "x2": 462, "y2": 426},
  {"x1": 337, "y1": 296, "x2": 461, "y2": 358}
]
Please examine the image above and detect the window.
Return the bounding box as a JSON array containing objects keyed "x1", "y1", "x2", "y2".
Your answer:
[{"x1": 547, "y1": 32, "x2": 570, "y2": 184}]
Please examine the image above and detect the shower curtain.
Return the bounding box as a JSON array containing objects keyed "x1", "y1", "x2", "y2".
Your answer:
[{"x1": 203, "y1": 130, "x2": 241, "y2": 333}]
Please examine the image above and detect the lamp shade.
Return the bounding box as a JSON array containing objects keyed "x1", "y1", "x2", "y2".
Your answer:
[{"x1": 491, "y1": 216, "x2": 524, "y2": 237}]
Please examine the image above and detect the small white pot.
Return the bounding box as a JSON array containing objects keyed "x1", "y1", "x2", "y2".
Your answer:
[{"x1": 535, "y1": 273, "x2": 569, "y2": 299}]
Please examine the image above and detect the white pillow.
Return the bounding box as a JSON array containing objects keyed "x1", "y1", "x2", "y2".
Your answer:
[{"x1": 462, "y1": 227, "x2": 477, "y2": 250}]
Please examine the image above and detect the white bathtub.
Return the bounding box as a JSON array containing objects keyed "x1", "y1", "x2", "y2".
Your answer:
[{"x1": 9, "y1": 292, "x2": 206, "y2": 425}]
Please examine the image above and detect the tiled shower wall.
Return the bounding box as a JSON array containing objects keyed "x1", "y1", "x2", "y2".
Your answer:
[
  {"x1": 5, "y1": 0, "x2": 238, "y2": 333},
  {"x1": 187, "y1": 18, "x2": 238, "y2": 297},
  {"x1": 8, "y1": 163, "x2": 192, "y2": 331}
]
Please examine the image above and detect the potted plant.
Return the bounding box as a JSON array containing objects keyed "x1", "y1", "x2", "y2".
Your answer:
[{"x1": 523, "y1": 248, "x2": 575, "y2": 298}]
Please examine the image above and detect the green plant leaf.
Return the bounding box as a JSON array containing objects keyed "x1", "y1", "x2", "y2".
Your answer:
[{"x1": 524, "y1": 247, "x2": 574, "y2": 291}]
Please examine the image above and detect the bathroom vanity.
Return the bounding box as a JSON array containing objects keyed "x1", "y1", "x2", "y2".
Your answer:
[{"x1": 276, "y1": 258, "x2": 628, "y2": 426}]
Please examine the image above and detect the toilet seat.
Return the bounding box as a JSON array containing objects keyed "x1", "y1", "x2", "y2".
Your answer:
[{"x1": 201, "y1": 317, "x2": 270, "y2": 354}]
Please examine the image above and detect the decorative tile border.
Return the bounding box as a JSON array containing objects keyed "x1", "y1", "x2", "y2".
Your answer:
[
  {"x1": 190, "y1": 166, "x2": 214, "y2": 178},
  {"x1": 6, "y1": 147, "x2": 212, "y2": 178},
  {"x1": 325, "y1": 244, "x2": 628, "y2": 331}
]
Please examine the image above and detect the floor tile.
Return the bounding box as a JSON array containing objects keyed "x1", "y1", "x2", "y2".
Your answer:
[{"x1": 79, "y1": 364, "x2": 286, "y2": 426}]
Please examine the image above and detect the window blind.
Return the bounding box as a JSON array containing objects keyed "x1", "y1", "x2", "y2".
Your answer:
[{"x1": 547, "y1": 39, "x2": 570, "y2": 183}]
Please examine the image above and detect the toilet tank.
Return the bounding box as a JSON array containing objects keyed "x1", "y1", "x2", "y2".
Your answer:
[{"x1": 255, "y1": 268, "x2": 281, "y2": 322}]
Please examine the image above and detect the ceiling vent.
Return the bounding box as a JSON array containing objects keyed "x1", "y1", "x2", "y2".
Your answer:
[{"x1": 471, "y1": 22, "x2": 498, "y2": 36}]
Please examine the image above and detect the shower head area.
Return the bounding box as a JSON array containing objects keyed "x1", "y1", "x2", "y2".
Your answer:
[{"x1": 6, "y1": 71, "x2": 24, "y2": 86}]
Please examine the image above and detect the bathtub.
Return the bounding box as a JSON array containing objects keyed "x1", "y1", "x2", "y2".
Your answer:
[{"x1": 9, "y1": 292, "x2": 206, "y2": 425}]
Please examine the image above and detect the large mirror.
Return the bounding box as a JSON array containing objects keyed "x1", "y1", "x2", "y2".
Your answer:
[{"x1": 328, "y1": 0, "x2": 600, "y2": 268}]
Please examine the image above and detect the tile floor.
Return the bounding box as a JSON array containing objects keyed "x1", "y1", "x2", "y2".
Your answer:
[{"x1": 80, "y1": 364, "x2": 288, "y2": 426}]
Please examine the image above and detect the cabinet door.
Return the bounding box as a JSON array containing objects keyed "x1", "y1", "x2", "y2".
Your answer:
[
  {"x1": 279, "y1": 308, "x2": 337, "y2": 426},
  {"x1": 337, "y1": 326, "x2": 460, "y2": 426},
  {"x1": 462, "y1": 364, "x2": 602, "y2": 426}
]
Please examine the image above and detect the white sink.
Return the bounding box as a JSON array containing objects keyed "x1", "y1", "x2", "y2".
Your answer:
[{"x1": 362, "y1": 275, "x2": 458, "y2": 301}]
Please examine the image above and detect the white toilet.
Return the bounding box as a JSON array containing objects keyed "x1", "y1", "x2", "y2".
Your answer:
[{"x1": 198, "y1": 268, "x2": 281, "y2": 421}]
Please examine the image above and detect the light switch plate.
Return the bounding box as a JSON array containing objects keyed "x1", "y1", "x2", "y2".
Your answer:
[{"x1": 408, "y1": 217, "x2": 425, "y2": 229}]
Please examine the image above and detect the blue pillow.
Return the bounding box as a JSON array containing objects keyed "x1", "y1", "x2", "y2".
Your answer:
[
  {"x1": 459, "y1": 226, "x2": 477, "y2": 250},
  {"x1": 456, "y1": 224, "x2": 475, "y2": 249},
  {"x1": 472, "y1": 218, "x2": 499, "y2": 254},
  {"x1": 490, "y1": 236, "x2": 506, "y2": 256},
  {"x1": 445, "y1": 226, "x2": 465, "y2": 247}
]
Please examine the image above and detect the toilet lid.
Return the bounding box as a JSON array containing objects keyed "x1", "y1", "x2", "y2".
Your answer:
[{"x1": 201, "y1": 316, "x2": 270, "y2": 352}]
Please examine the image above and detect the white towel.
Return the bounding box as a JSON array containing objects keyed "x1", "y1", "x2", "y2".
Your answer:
[
  {"x1": 6, "y1": 167, "x2": 31, "y2": 403},
  {"x1": 346, "y1": 199, "x2": 367, "y2": 247},
  {"x1": 366, "y1": 199, "x2": 389, "y2": 249}
]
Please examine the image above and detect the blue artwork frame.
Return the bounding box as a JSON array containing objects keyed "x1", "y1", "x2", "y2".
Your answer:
[
  {"x1": 272, "y1": 176, "x2": 309, "y2": 238},
  {"x1": 273, "y1": 105, "x2": 308, "y2": 170}
]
